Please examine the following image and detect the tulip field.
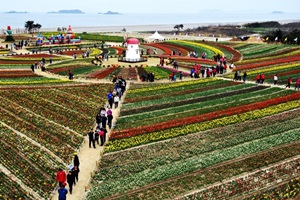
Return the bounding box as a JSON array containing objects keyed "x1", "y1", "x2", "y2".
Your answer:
[
  {"x1": 1, "y1": 39, "x2": 300, "y2": 199},
  {"x1": 87, "y1": 75, "x2": 300, "y2": 199},
  {"x1": 0, "y1": 83, "x2": 113, "y2": 198}
]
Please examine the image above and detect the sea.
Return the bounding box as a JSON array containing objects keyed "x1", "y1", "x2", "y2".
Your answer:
[{"x1": 1, "y1": 12, "x2": 299, "y2": 33}]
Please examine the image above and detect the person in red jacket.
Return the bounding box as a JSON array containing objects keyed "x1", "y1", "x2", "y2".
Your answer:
[
  {"x1": 261, "y1": 74, "x2": 265, "y2": 84},
  {"x1": 256, "y1": 74, "x2": 261, "y2": 84},
  {"x1": 56, "y1": 168, "x2": 67, "y2": 187},
  {"x1": 286, "y1": 77, "x2": 292, "y2": 88}
]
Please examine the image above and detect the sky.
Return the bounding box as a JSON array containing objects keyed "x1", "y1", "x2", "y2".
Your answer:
[{"x1": 1, "y1": 0, "x2": 300, "y2": 14}]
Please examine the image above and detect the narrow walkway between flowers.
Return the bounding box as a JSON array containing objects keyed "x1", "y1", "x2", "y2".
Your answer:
[{"x1": 50, "y1": 83, "x2": 126, "y2": 200}]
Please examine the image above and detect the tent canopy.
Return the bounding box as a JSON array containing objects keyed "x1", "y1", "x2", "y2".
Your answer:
[{"x1": 147, "y1": 31, "x2": 165, "y2": 41}]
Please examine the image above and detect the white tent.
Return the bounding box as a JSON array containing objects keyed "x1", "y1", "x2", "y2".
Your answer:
[{"x1": 147, "y1": 31, "x2": 165, "y2": 41}]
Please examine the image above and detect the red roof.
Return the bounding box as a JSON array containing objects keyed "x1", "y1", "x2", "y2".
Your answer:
[{"x1": 127, "y1": 38, "x2": 139, "y2": 44}]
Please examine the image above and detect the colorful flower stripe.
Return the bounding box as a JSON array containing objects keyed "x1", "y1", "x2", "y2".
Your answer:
[
  {"x1": 211, "y1": 42, "x2": 242, "y2": 62},
  {"x1": 105, "y1": 98, "x2": 300, "y2": 152},
  {"x1": 161, "y1": 43, "x2": 189, "y2": 56},
  {"x1": 0, "y1": 70, "x2": 40, "y2": 78},
  {"x1": 127, "y1": 78, "x2": 218, "y2": 94},
  {"x1": 48, "y1": 65, "x2": 93, "y2": 74},
  {"x1": 174, "y1": 40, "x2": 224, "y2": 57},
  {"x1": 86, "y1": 67, "x2": 119, "y2": 79},
  {"x1": 111, "y1": 92, "x2": 300, "y2": 139},
  {"x1": 246, "y1": 63, "x2": 300, "y2": 75},
  {"x1": 110, "y1": 46, "x2": 125, "y2": 55},
  {"x1": 237, "y1": 49, "x2": 300, "y2": 65},
  {"x1": 171, "y1": 56, "x2": 216, "y2": 65},
  {"x1": 0, "y1": 79, "x2": 68, "y2": 85},
  {"x1": 235, "y1": 56, "x2": 300, "y2": 71},
  {"x1": 260, "y1": 69, "x2": 300, "y2": 80},
  {"x1": 10, "y1": 53, "x2": 59, "y2": 58},
  {"x1": 124, "y1": 81, "x2": 236, "y2": 103},
  {"x1": 143, "y1": 43, "x2": 172, "y2": 55},
  {"x1": 158, "y1": 66, "x2": 189, "y2": 76}
]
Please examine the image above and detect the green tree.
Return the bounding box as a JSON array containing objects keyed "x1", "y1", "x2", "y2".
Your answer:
[{"x1": 24, "y1": 21, "x2": 34, "y2": 33}]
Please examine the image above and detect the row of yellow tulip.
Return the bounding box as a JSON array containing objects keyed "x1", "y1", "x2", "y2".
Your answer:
[{"x1": 174, "y1": 40, "x2": 224, "y2": 56}]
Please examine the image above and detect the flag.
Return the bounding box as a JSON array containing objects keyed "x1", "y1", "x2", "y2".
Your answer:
[
  {"x1": 284, "y1": 37, "x2": 288, "y2": 42},
  {"x1": 294, "y1": 38, "x2": 298, "y2": 42},
  {"x1": 275, "y1": 37, "x2": 278, "y2": 41},
  {"x1": 266, "y1": 37, "x2": 269, "y2": 41}
]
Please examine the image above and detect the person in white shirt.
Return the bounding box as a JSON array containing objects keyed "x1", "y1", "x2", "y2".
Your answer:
[
  {"x1": 274, "y1": 74, "x2": 278, "y2": 85},
  {"x1": 114, "y1": 95, "x2": 119, "y2": 109}
]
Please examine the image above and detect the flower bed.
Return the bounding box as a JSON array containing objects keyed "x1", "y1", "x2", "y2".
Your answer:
[
  {"x1": 0, "y1": 171, "x2": 34, "y2": 199},
  {"x1": 86, "y1": 67, "x2": 119, "y2": 79},
  {"x1": 117, "y1": 67, "x2": 138, "y2": 80},
  {"x1": 117, "y1": 87, "x2": 290, "y2": 129},
  {"x1": 0, "y1": 70, "x2": 40, "y2": 78},
  {"x1": 235, "y1": 55, "x2": 300, "y2": 71},
  {"x1": 106, "y1": 94, "x2": 300, "y2": 152},
  {"x1": 9, "y1": 53, "x2": 60, "y2": 58}
]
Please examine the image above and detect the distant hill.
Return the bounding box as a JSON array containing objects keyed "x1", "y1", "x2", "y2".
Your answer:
[
  {"x1": 5, "y1": 11, "x2": 28, "y2": 14},
  {"x1": 272, "y1": 11, "x2": 284, "y2": 14},
  {"x1": 47, "y1": 9, "x2": 84, "y2": 14},
  {"x1": 102, "y1": 11, "x2": 121, "y2": 15}
]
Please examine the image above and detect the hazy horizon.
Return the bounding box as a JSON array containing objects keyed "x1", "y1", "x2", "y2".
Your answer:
[{"x1": 1, "y1": 0, "x2": 300, "y2": 14}]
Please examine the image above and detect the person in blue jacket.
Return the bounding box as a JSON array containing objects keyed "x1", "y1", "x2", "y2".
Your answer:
[{"x1": 58, "y1": 182, "x2": 68, "y2": 200}]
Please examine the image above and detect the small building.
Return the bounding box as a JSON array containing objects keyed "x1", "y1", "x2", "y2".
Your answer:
[{"x1": 125, "y1": 38, "x2": 140, "y2": 62}]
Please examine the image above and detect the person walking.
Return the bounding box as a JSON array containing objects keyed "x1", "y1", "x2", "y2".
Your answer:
[
  {"x1": 114, "y1": 95, "x2": 119, "y2": 109},
  {"x1": 295, "y1": 78, "x2": 300, "y2": 91},
  {"x1": 67, "y1": 170, "x2": 75, "y2": 194},
  {"x1": 56, "y1": 169, "x2": 67, "y2": 187},
  {"x1": 88, "y1": 129, "x2": 95, "y2": 148},
  {"x1": 101, "y1": 114, "x2": 107, "y2": 129},
  {"x1": 96, "y1": 113, "x2": 101, "y2": 128},
  {"x1": 100, "y1": 128, "x2": 105, "y2": 146},
  {"x1": 261, "y1": 73, "x2": 265, "y2": 84},
  {"x1": 107, "y1": 108, "x2": 113, "y2": 129},
  {"x1": 243, "y1": 71, "x2": 247, "y2": 82},
  {"x1": 256, "y1": 74, "x2": 261, "y2": 84},
  {"x1": 30, "y1": 64, "x2": 34, "y2": 72},
  {"x1": 274, "y1": 74, "x2": 278, "y2": 85},
  {"x1": 94, "y1": 129, "x2": 100, "y2": 145},
  {"x1": 72, "y1": 166, "x2": 80, "y2": 184},
  {"x1": 107, "y1": 91, "x2": 114, "y2": 109},
  {"x1": 68, "y1": 70, "x2": 73, "y2": 80},
  {"x1": 58, "y1": 182, "x2": 68, "y2": 200},
  {"x1": 73, "y1": 153, "x2": 80, "y2": 168},
  {"x1": 286, "y1": 77, "x2": 292, "y2": 88}
]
